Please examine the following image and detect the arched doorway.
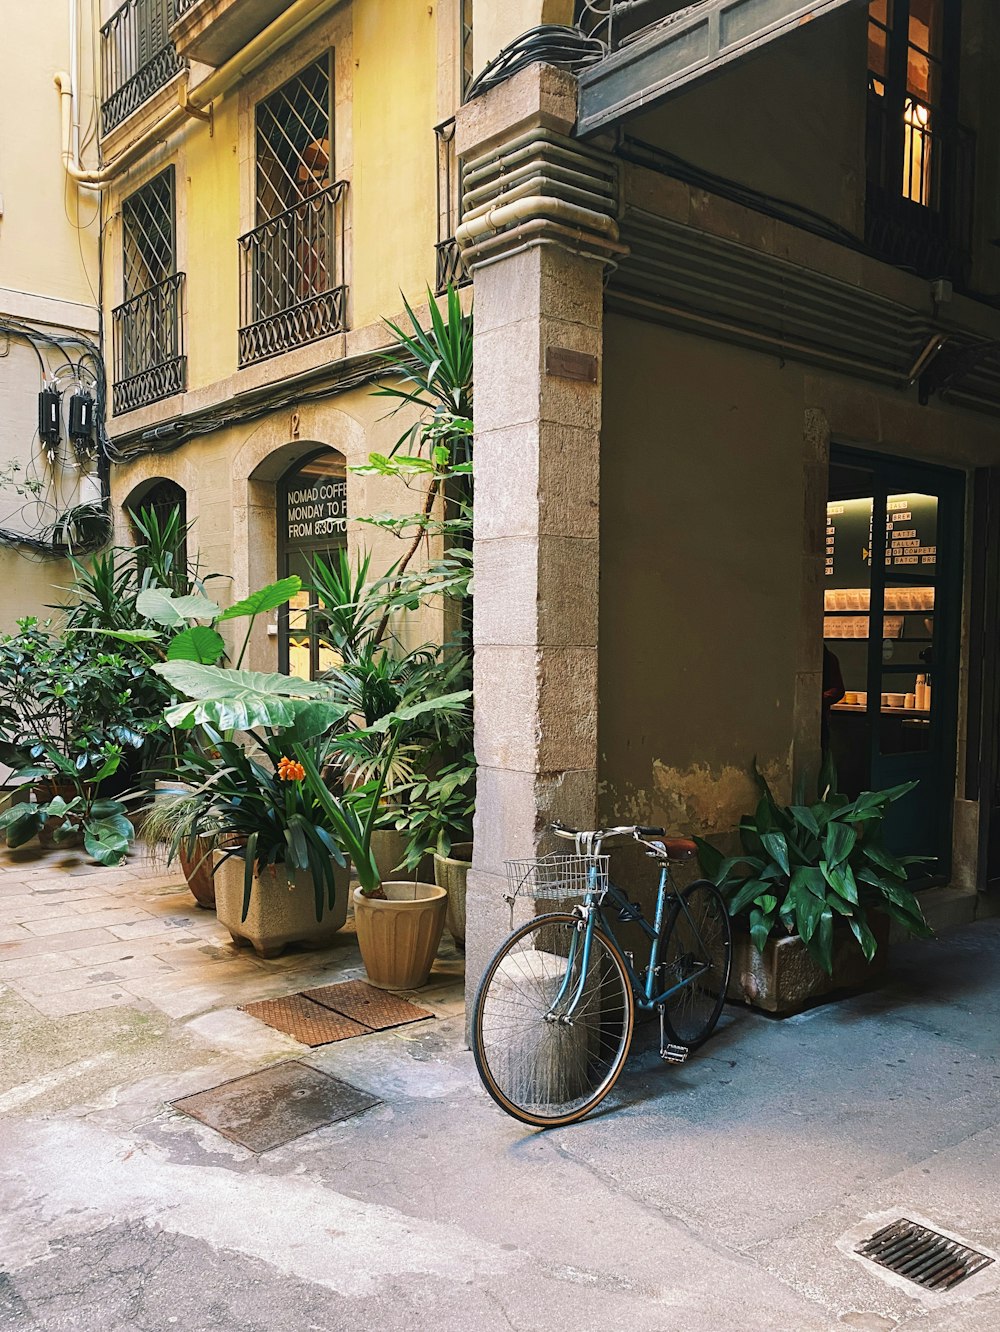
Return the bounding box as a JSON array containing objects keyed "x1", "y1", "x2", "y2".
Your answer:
[{"x1": 277, "y1": 448, "x2": 347, "y2": 678}]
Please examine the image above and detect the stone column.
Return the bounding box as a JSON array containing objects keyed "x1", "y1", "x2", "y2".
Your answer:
[{"x1": 453, "y1": 65, "x2": 625, "y2": 1017}]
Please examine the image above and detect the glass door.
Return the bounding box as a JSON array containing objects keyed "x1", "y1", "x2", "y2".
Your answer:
[{"x1": 826, "y1": 447, "x2": 963, "y2": 873}]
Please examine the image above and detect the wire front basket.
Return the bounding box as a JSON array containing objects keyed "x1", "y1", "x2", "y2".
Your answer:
[{"x1": 504, "y1": 853, "x2": 609, "y2": 909}]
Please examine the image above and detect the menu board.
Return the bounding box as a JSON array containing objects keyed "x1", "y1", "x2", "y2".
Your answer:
[{"x1": 825, "y1": 493, "x2": 937, "y2": 584}]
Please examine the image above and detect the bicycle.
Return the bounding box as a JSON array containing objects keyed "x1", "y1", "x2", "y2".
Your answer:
[{"x1": 471, "y1": 822, "x2": 733, "y2": 1127}]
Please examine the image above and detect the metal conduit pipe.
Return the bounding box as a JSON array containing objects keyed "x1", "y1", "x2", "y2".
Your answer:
[
  {"x1": 456, "y1": 194, "x2": 621, "y2": 250},
  {"x1": 462, "y1": 173, "x2": 617, "y2": 221},
  {"x1": 461, "y1": 216, "x2": 627, "y2": 270},
  {"x1": 462, "y1": 127, "x2": 616, "y2": 188},
  {"x1": 57, "y1": 0, "x2": 338, "y2": 187},
  {"x1": 463, "y1": 160, "x2": 616, "y2": 211}
]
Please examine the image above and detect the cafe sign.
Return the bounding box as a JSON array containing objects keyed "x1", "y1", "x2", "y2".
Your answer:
[{"x1": 283, "y1": 476, "x2": 347, "y2": 546}]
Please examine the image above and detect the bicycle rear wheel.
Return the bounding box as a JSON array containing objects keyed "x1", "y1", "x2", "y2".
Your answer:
[
  {"x1": 473, "y1": 913, "x2": 635, "y2": 1127},
  {"x1": 660, "y1": 880, "x2": 732, "y2": 1048}
]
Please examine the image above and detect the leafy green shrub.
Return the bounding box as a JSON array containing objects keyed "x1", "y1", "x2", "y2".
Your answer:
[{"x1": 696, "y1": 769, "x2": 931, "y2": 974}]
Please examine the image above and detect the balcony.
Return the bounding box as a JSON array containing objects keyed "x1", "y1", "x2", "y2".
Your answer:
[
  {"x1": 865, "y1": 88, "x2": 975, "y2": 286},
  {"x1": 112, "y1": 274, "x2": 187, "y2": 415},
  {"x1": 434, "y1": 119, "x2": 469, "y2": 296},
  {"x1": 101, "y1": 0, "x2": 185, "y2": 136},
  {"x1": 171, "y1": 0, "x2": 290, "y2": 67},
  {"x1": 575, "y1": 0, "x2": 861, "y2": 134},
  {"x1": 238, "y1": 182, "x2": 349, "y2": 368}
]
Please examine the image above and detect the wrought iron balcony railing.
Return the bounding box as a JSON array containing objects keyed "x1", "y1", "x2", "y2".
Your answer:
[
  {"x1": 112, "y1": 273, "x2": 187, "y2": 415},
  {"x1": 434, "y1": 119, "x2": 469, "y2": 295},
  {"x1": 865, "y1": 86, "x2": 975, "y2": 286},
  {"x1": 174, "y1": 0, "x2": 197, "y2": 13},
  {"x1": 101, "y1": 0, "x2": 185, "y2": 136},
  {"x1": 238, "y1": 181, "x2": 349, "y2": 367}
]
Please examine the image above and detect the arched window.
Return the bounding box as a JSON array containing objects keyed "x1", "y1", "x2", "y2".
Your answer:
[
  {"x1": 125, "y1": 478, "x2": 189, "y2": 593},
  {"x1": 277, "y1": 448, "x2": 347, "y2": 679}
]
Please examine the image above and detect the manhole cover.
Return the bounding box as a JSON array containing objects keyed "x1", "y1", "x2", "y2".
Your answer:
[
  {"x1": 172, "y1": 1061, "x2": 380, "y2": 1152},
  {"x1": 304, "y1": 980, "x2": 432, "y2": 1031},
  {"x1": 856, "y1": 1219, "x2": 994, "y2": 1292},
  {"x1": 240, "y1": 994, "x2": 368, "y2": 1047}
]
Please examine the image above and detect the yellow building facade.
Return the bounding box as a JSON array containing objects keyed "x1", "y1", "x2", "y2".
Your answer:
[
  {"x1": 0, "y1": 1, "x2": 101, "y2": 628},
  {"x1": 78, "y1": 0, "x2": 534, "y2": 668}
]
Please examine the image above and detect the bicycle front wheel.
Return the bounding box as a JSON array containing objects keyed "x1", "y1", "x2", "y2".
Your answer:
[
  {"x1": 661, "y1": 880, "x2": 732, "y2": 1048},
  {"x1": 473, "y1": 913, "x2": 635, "y2": 1128}
]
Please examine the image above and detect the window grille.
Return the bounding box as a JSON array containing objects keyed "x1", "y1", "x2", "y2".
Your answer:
[
  {"x1": 461, "y1": 0, "x2": 474, "y2": 97},
  {"x1": 434, "y1": 119, "x2": 469, "y2": 295},
  {"x1": 101, "y1": 0, "x2": 185, "y2": 136},
  {"x1": 113, "y1": 168, "x2": 186, "y2": 414},
  {"x1": 239, "y1": 55, "x2": 348, "y2": 365}
]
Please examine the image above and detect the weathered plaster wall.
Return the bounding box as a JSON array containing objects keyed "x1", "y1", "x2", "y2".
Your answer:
[
  {"x1": 599, "y1": 312, "x2": 807, "y2": 844},
  {"x1": 626, "y1": 7, "x2": 868, "y2": 237}
]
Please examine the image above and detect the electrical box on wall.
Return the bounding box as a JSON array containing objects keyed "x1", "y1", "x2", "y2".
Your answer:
[
  {"x1": 69, "y1": 390, "x2": 95, "y2": 449},
  {"x1": 38, "y1": 388, "x2": 61, "y2": 453}
]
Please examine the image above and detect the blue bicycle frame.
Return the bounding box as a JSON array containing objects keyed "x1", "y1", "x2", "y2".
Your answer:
[{"x1": 547, "y1": 860, "x2": 712, "y2": 1021}]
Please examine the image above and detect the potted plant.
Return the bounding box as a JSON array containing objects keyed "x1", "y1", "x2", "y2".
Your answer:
[
  {"x1": 696, "y1": 765, "x2": 932, "y2": 1014},
  {"x1": 391, "y1": 753, "x2": 475, "y2": 948},
  {"x1": 155, "y1": 657, "x2": 469, "y2": 983},
  {"x1": 0, "y1": 742, "x2": 135, "y2": 865}
]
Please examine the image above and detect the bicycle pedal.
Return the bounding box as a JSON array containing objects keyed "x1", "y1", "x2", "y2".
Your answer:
[{"x1": 659, "y1": 1043, "x2": 689, "y2": 1065}]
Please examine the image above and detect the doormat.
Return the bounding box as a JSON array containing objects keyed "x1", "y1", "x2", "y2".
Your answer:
[
  {"x1": 172, "y1": 1061, "x2": 380, "y2": 1152},
  {"x1": 241, "y1": 979, "x2": 432, "y2": 1047}
]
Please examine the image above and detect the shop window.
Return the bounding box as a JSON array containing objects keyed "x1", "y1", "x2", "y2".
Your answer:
[
  {"x1": 277, "y1": 450, "x2": 348, "y2": 680},
  {"x1": 865, "y1": 0, "x2": 972, "y2": 282},
  {"x1": 113, "y1": 167, "x2": 186, "y2": 414},
  {"x1": 239, "y1": 55, "x2": 348, "y2": 366}
]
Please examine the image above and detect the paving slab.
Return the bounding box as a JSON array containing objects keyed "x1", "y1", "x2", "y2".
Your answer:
[{"x1": 1, "y1": 844, "x2": 999, "y2": 1330}]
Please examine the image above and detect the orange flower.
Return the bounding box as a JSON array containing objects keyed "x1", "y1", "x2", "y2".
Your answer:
[{"x1": 277, "y1": 756, "x2": 305, "y2": 782}]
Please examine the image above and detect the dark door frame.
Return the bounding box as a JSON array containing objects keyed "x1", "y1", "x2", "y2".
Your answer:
[{"x1": 831, "y1": 442, "x2": 965, "y2": 877}]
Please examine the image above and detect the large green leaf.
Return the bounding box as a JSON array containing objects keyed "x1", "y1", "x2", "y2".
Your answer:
[
  {"x1": 863, "y1": 843, "x2": 907, "y2": 878},
  {"x1": 789, "y1": 805, "x2": 821, "y2": 836},
  {"x1": 167, "y1": 626, "x2": 227, "y2": 665},
  {"x1": 848, "y1": 914, "x2": 878, "y2": 962},
  {"x1": 366, "y1": 690, "x2": 472, "y2": 733},
  {"x1": 821, "y1": 859, "x2": 859, "y2": 905},
  {"x1": 84, "y1": 820, "x2": 131, "y2": 866},
  {"x1": 155, "y1": 661, "x2": 334, "y2": 731},
  {"x1": 813, "y1": 906, "x2": 835, "y2": 974},
  {"x1": 0, "y1": 805, "x2": 41, "y2": 847},
  {"x1": 760, "y1": 830, "x2": 790, "y2": 876},
  {"x1": 217, "y1": 577, "x2": 301, "y2": 623},
  {"x1": 823, "y1": 820, "x2": 857, "y2": 868},
  {"x1": 137, "y1": 587, "x2": 221, "y2": 628},
  {"x1": 728, "y1": 878, "x2": 768, "y2": 917}
]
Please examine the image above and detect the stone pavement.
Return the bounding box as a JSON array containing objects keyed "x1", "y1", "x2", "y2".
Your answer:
[{"x1": 1, "y1": 846, "x2": 999, "y2": 1332}]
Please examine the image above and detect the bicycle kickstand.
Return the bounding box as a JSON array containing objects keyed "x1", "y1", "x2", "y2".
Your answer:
[{"x1": 658, "y1": 1005, "x2": 689, "y2": 1065}]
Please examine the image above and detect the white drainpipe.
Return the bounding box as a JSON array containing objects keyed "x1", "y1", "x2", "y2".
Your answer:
[{"x1": 57, "y1": 0, "x2": 338, "y2": 188}]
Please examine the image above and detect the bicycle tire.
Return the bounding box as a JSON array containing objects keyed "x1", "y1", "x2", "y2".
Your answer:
[
  {"x1": 473, "y1": 913, "x2": 635, "y2": 1128},
  {"x1": 660, "y1": 880, "x2": 732, "y2": 1049}
]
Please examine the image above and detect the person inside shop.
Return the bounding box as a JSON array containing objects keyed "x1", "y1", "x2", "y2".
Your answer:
[{"x1": 822, "y1": 644, "x2": 845, "y2": 751}]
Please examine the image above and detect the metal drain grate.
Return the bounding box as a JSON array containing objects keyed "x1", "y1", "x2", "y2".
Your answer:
[{"x1": 857, "y1": 1219, "x2": 994, "y2": 1292}]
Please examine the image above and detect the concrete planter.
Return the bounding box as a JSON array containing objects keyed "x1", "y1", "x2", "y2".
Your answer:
[
  {"x1": 433, "y1": 841, "x2": 473, "y2": 948},
  {"x1": 371, "y1": 828, "x2": 434, "y2": 884},
  {"x1": 727, "y1": 915, "x2": 891, "y2": 1014},
  {"x1": 353, "y1": 882, "x2": 447, "y2": 990},
  {"x1": 214, "y1": 853, "x2": 350, "y2": 958}
]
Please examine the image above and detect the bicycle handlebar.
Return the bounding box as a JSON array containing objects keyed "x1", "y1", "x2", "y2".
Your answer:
[{"x1": 550, "y1": 821, "x2": 665, "y2": 842}]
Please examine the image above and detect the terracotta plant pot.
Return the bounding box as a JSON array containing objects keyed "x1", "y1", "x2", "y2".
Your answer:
[
  {"x1": 178, "y1": 838, "x2": 216, "y2": 910},
  {"x1": 433, "y1": 841, "x2": 472, "y2": 949},
  {"x1": 214, "y1": 853, "x2": 351, "y2": 958},
  {"x1": 727, "y1": 913, "x2": 891, "y2": 1014},
  {"x1": 352, "y1": 882, "x2": 447, "y2": 990}
]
